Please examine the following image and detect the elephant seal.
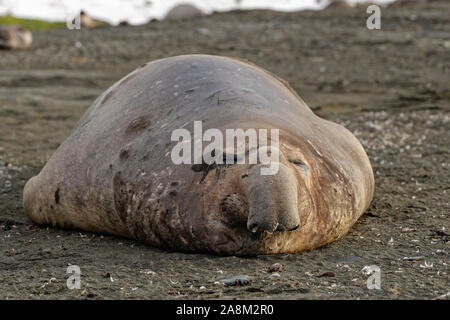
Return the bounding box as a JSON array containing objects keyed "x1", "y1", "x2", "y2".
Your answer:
[
  {"x1": 0, "y1": 25, "x2": 32, "y2": 50},
  {"x1": 23, "y1": 54, "x2": 374, "y2": 255},
  {"x1": 164, "y1": 3, "x2": 204, "y2": 21}
]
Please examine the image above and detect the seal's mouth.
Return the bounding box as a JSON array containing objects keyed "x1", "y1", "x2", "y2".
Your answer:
[
  {"x1": 275, "y1": 223, "x2": 300, "y2": 232},
  {"x1": 246, "y1": 159, "x2": 301, "y2": 235}
]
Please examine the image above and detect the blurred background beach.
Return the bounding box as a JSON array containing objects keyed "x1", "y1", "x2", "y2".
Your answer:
[{"x1": 0, "y1": 0, "x2": 448, "y2": 300}]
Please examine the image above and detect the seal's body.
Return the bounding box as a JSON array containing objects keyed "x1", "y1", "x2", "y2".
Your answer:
[
  {"x1": 0, "y1": 25, "x2": 32, "y2": 50},
  {"x1": 23, "y1": 55, "x2": 374, "y2": 255}
]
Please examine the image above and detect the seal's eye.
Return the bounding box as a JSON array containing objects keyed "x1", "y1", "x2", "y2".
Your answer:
[{"x1": 289, "y1": 159, "x2": 308, "y2": 171}]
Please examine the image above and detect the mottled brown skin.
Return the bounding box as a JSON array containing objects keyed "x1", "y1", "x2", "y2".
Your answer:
[
  {"x1": 0, "y1": 25, "x2": 32, "y2": 50},
  {"x1": 23, "y1": 55, "x2": 374, "y2": 255}
]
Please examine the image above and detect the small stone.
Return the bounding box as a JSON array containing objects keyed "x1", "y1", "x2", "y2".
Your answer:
[
  {"x1": 433, "y1": 292, "x2": 450, "y2": 300},
  {"x1": 403, "y1": 256, "x2": 425, "y2": 261},
  {"x1": 388, "y1": 283, "x2": 400, "y2": 295},
  {"x1": 268, "y1": 263, "x2": 283, "y2": 273},
  {"x1": 140, "y1": 269, "x2": 156, "y2": 275},
  {"x1": 388, "y1": 237, "x2": 394, "y2": 245}
]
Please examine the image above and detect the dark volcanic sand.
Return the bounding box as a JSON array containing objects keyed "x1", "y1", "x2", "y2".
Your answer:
[{"x1": 0, "y1": 2, "x2": 449, "y2": 299}]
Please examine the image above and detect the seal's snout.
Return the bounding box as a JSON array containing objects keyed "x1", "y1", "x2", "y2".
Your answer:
[
  {"x1": 247, "y1": 219, "x2": 300, "y2": 234},
  {"x1": 246, "y1": 162, "x2": 300, "y2": 234}
]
